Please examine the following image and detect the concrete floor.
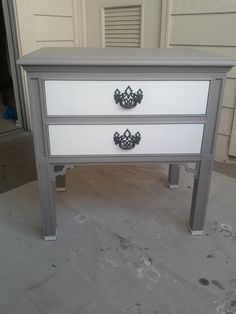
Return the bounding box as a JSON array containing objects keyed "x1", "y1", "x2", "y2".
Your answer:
[{"x1": 0, "y1": 132, "x2": 236, "y2": 314}]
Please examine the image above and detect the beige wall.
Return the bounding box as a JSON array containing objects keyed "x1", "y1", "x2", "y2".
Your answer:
[
  {"x1": 15, "y1": 0, "x2": 88, "y2": 54},
  {"x1": 168, "y1": 0, "x2": 236, "y2": 162},
  {"x1": 15, "y1": 0, "x2": 162, "y2": 54},
  {"x1": 15, "y1": 0, "x2": 87, "y2": 127}
]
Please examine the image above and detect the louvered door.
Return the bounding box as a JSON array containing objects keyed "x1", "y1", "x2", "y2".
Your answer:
[
  {"x1": 104, "y1": 6, "x2": 141, "y2": 48},
  {"x1": 85, "y1": 0, "x2": 162, "y2": 48}
]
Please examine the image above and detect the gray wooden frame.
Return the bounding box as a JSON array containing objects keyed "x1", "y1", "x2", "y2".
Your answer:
[{"x1": 18, "y1": 48, "x2": 235, "y2": 240}]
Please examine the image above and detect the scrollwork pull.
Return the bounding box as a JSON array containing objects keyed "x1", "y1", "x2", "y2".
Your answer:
[
  {"x1": 113, "y1": 129, "x2": 141, "y2": 150},
  {"x1": 114, "y1": 86, "x2": 143, "y2": 109}
]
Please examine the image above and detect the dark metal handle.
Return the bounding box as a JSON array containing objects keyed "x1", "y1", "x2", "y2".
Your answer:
[
  {"x1": 113, "y1": 129, "x2": 141, "y2": 150},
  {"x1": 114, "y1": 86, "x2": 143, "y2": 109}
]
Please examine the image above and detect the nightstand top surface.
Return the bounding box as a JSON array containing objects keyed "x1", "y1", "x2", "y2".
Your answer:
[{"x1": 17, "y1": 47, "x2": 236, "y2": 68}]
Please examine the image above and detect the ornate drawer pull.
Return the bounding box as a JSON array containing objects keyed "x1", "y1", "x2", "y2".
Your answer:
[
  {"x1": 114, "y1": 86, "x2": 143, "y2": 109},
  {"x1": 113, "y1": 129, "x2": 141, "y2": 150}
]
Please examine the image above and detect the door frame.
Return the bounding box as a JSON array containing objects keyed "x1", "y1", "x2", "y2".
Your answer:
[
  {"x1": 1, "y1": 0, "x2": 28, "y2": 131},
  {"x1": 228, "y1": 67, "x2": 236, "y2": 158}
]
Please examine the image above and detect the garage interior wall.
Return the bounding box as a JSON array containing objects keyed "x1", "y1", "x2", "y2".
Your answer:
[{"x1": 14, "y1": 0, "x2": 236, "y2": 163}]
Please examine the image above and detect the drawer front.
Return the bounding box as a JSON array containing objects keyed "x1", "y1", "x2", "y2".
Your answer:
[
  {"x1": 48, "y1": 124, "x2": 204, "y2": 156},
  {"x1": 45, "y1": 80, "x2": 209, "y2": 116}
]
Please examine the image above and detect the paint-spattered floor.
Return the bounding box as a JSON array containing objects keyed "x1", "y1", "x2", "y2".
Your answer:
[{"x1": 0, "y1": 162, "x2": 236, "y2": 314}]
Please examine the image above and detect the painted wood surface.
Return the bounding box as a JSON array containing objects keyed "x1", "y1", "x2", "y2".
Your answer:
[
  {"x1": 48, "y1": 124, "x2": 204, "y2": 155},
  {"x1": 45, "y1": 80, "x2": 209, "y2": 116}
]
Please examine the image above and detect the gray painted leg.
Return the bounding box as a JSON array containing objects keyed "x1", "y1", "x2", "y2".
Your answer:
[
  {"x1": 168, "y1": 164, "x2": 180, "y2": 189},
  {"x1": 37, "y1": 162, "x2": 57, "y2": 240},
  {"x1": 189, "y1": 160, "x2": 213, "y2": 235},
  {"x1": 54, "y1": 165, "x2": 66, "y2": 192}
]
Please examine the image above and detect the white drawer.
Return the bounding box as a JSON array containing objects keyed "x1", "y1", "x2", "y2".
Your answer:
[
  {"x1": 48, "y1": 124, "x2": 204, "y2": 156},
  {"x1": 45, "y1": 80, "x2": 209, "y2": 116}
]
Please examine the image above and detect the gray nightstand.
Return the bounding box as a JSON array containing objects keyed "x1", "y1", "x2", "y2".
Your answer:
[{"x1": 18, "y1": 48, "x2": 235, "y2": 240}]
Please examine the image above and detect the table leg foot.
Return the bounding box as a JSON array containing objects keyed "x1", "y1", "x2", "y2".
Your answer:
[
  {"x1": 188, "y1": 224, "x2": 204, "y2": 235},
  {"x1": 168, "y1": 184, "x2": 179, "y2": 189},
  {"x1": 56, "y1": 187, "x2": 66, "y2": 192},
  {"x1": 43, "y1": 229, "x2": 57, "y2": 241}
]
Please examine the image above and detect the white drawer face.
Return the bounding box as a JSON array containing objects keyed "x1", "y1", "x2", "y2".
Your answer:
[
  {"x1": 45, "y1": 80, "x2": 209, "y2": 116},
  {"x1": 48, "y1": 124, "x2": 204, "y2": 156}
]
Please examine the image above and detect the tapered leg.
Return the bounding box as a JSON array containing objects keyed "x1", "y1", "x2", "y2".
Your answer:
[
  {"x1": 54, "y1": 165, "x2": 66, "y2": 192},
  {"x1": 189, "y1": 160, "x2": 213, "y2": 235},
  {"x1": 168, "y1": 164, "x2": 180, "y2": 188},
  {"x1": 37, "y1": 162, "x2": 57, "y2": 240}
]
